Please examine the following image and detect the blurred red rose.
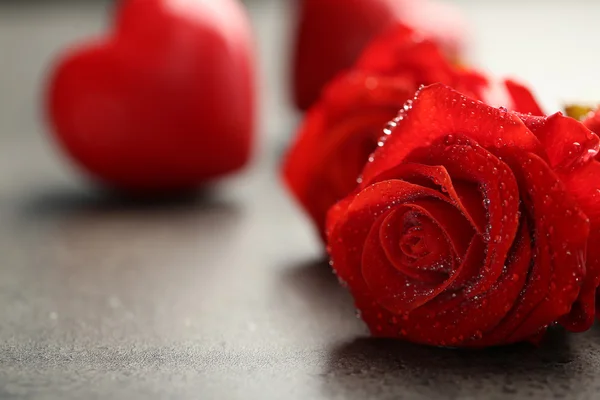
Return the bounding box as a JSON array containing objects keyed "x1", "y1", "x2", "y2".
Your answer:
[
  {"x1": 292, "y1": 0, "x2": 467, "y2": 110},
  {"x1": 48, "y1": 0, "x2": 255, "y2": 192},
  {"x1": 327, "y1": 84, "x2": 600, "y2": 347},
  {"x1": 284, "y1": 26, "x2": 543, "y2": 238}
]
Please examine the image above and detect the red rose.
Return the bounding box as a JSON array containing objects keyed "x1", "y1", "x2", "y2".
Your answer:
[
  {"x1": 292, "y1": 0, "x2": 467, "y2": 110},
  {"x1": 47, "y1": 0, "x2": 255, "y2": 192},
  {"x1": 327, "y1": 84, "x2": 600, "y2": 347},
  {"x1": 566, "y1": 105, "x2": 600, "y2": 320},
  {"x1": 355, "y1": 25, "x2": 544, "y2": 116},
  {"x1": 284, "y1": 25, "x2": 543, "y2": 238}
]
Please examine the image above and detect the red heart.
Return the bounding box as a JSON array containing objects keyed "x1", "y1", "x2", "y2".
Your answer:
[
  {"x1": 47, "y1": 0, "x2": 255, "y2": 192},
  {"x1": 292, "y1": 0, "x2": 466, "y2": 111}
]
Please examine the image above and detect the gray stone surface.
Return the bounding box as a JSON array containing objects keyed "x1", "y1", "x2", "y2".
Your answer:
[{"x1": 1, "y1": 1, "x2": 600, "y2": 399}]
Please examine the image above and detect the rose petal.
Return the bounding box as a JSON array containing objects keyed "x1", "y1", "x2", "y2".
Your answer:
[
  {"x1": 328, "y1": 180, "x2": 453, "y2": 290},
  {"x1": 494, "y1": 151, "x2": 590, "y2": 341},
  {"x1": 397, "y1": 219, "x2": 531, "y2": 347},
  {"x1": 557, "y1": 160, "x2": 600, "y2": 330},
  {"x1": 284, "y1": 70, "x2": 416, "y2": 233},
  {"x1": 517, "y1": 112, "x2": 600, "y2": 171},
  {"x1": 361, "y1": 84, "x2": 543, "y2": 185},
  {"x1": 362, "y1": 210, "x2": 450, "y2": 313},
  {"x1": 378, "y1": 205, "x2": 452, "y2": 283},
  {"x1": 504, "y1": 79, "x2": 545, "y2": 116},
  {"x1": 406, "y1": 135, "x2": 521, "y2": 298},
  {"x1": 356, "y1": 25, "x2": 456, "y2": 84},
  {"x1": 364, "y1": 162, "x2": 486, "y2": 234}
]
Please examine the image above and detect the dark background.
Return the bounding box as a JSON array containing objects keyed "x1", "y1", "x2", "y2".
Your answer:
[{"x1": 1, "y1": 0, "x2": 600, "y2": 399}]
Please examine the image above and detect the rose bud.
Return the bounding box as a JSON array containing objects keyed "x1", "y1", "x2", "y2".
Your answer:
[
  {"x1": 292, "y1": 0, "x2": 467, "y2": 110},
  {"x1": 283, "y1": 26, "x2": 543, "y2": 239},
  {"x1": 327, "y1": 84, "x2": 600, "y2": 347},
  {"x1": 47, "y1": 0, "x2": 255, "y2": 192}
]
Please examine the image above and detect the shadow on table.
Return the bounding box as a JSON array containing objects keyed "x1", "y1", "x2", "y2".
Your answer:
[
  {"x1": 323, "y1": 328, "x2": 586, "y2": 399},
  {"x1": 17, "y1": 185, "x2": 239, "y2": 220},
  {"x1": 280, "y1": 258, "x2": 358, "y2": 315}
]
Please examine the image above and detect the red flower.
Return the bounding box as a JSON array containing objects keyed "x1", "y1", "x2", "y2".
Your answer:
[
  {"x1": 47, "y1": 0, "x2": 255, "y2": 192},
  {"x1": 355, "y1": 25, "x2": 544, "y2": 116},
  {"x1": 292, "y1": 0, "x2": 467, "y2": 110},
  {"x1": 566, "y1": 106, "x2": 600, "y2": 320},
  {"x1": 284, "y1": 25, "x2": 543, "y2": 238},
  {"x1": 327, "y1": 84, "x2": 600, "y2": 347}
]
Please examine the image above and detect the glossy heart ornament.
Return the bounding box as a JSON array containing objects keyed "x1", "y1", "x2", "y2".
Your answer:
[{"x1": 48, "y1": 0, "x2": 255, "y2": 192}]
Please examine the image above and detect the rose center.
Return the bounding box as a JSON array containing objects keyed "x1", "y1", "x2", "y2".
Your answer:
[{"x1": 399, "y1": 227, "x2": 430, "y2": 259}]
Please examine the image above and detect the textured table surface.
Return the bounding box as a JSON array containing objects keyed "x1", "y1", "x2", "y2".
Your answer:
[{"x1": 1, "y1": 1, "x2": 600, "y2": 399}]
